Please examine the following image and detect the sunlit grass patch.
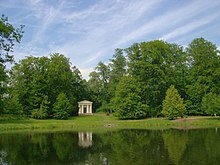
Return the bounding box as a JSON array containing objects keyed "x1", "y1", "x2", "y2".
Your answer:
[{"x1": 0, "y1": 114, "x2": 219, "y2": 132}]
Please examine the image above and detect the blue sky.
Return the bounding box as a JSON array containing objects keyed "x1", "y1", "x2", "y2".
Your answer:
[{"x1": 1, "y1": 0, "x2": 220, "y2": 78}]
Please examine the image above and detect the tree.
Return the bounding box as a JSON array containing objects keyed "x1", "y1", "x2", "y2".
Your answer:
[
  {"x1": 107, "y1": 48, "x2": 127, "y2": 111},
  {"x1": 109, "y1": 48, "x2": 127, "y2": 84},
  {"x1": 53, "y1": 93, "x2": 72, "y2": 119},
  {"x1": 87, "y1": 62, "x2": 111, "y2": 112},
  {"x1": 111, "y1": 76, "x2": 149, "y2": 119},
  {"x1": 201, "y1": 92, "x2": 220, "y2": 116},
  {"x1": 95, "y1": 61, "x2": 110, "y2": 87},
  {"x1": 87, "y1": 71, "x2": 102, "y2": 111},
  {"x1": 9, "y1": 56, "x2": 50, "y2": 115},
  {"x1": 0, "y1": 64, "x2": 7, "y2": 113},
  {"x1": 186, "y1": 38, "x2": 220, "y2": 115},
  {"x1": 0, "y1": 14, "x2": 24, "y2": 63},
  {"x1": 47, "y1": 53, "x2": 74, "y2": 109},
  {"x1": 0, "y1": 14, "x2": 24, "y2": 113},
  {"x1": 126, "y1": 40, "x2": 186, "y2": 116},
  {"x1": 162, "y1": 85, "x2": 186, "y2": 120},
  {"x1": 9, "y1": 53, "x2": 85, "y2": 117}
]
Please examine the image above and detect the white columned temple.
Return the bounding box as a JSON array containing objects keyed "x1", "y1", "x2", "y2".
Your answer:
[{"x1": 78, "y1": 100, "x2": 93, "y2": 115}]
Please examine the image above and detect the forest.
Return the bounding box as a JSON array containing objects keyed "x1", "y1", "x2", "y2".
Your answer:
[{"x1": 1, "y1": 15, "x2": 220, "y2": 120}]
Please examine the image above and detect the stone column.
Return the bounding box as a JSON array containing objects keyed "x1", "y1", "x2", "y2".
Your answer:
[
  {"x1": 90, "y1": 104, "x2": 92, "y2": 113},
  {"x1": 79, "y1": 105, "x2": 81, "y2": 114},
  {"x1": 86, "y1": 104, "x2": 89, "y2": 113}
]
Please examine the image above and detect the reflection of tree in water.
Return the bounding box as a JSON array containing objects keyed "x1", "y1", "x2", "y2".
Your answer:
[
  {"x1": 99, "y1": 129, "x2": 170, "y2": 165},
  {"x1": 0, "y1": 133, "x2": 28, "y2": 165},
  {"x1": 52, "y1": 133, "x2": 73, "y2": 161},
  {"x1": 162, "y1": 129, "x2": 188, "y2": 165},
  {"x1": 181, "y1": 128, "x2": 220, "y2": 165},
  {"x1": 0, "y1": 129, "x2": 219, "y2": 165},
  {"x1": 204, "y1": 128, "x2": 220, "y2": 163},
  {"x1": 30, "y1": 134, "x2": 50, "y2": 159}
]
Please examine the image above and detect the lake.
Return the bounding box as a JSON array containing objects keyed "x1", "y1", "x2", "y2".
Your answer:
[{"x1": 0, "y1": 128, "x2": 219, "y2": 165}]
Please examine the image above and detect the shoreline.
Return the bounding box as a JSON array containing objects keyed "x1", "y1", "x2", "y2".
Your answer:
[{"x1": 0, "y1": 115, "x2": 219, "y2": 133}]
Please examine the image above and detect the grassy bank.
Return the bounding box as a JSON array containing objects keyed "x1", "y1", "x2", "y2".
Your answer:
[{"x1": 0, "y1": 114, "x2": 219, "y2": 132}]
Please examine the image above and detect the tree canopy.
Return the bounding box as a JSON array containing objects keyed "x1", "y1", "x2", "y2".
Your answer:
[
  {"x1": 3, "y1": 53, "x2": 87, "y2": 119},
  {"x1": 87, "y1": 38, "x2": 220, "y2": 119}
]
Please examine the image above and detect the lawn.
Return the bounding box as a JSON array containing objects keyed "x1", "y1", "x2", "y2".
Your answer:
[{"x1": 0, "y1": 114, "x2": 219, "y2": 132}]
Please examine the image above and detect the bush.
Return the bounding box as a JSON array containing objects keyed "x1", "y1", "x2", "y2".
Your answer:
[
  {"x1": 31, "y1": 108, "x2": 48, "y2": 119},
  {"x1": 162, "y1": 85, "x2": 186, "y2": 120},
  {"x1": 53, "y1": 93, "x2": 72, "y2": 119}
]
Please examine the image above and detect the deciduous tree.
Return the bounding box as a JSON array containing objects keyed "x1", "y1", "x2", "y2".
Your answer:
[
  {"x1": 201, "y1": 92, "x2": 220, "y2": 116},
  {"x1": 186, "y1": 38, "x2": 220, "y2": 115},
  {"x1": 111, "y1": 76, "x2": 149, "y2": 119}
]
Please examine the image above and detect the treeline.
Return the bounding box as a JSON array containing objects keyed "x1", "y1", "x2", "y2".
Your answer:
[
  {"x1": 2, "y1": 54, "x2": 88, "y2": 119},
  {"x1": 88, "y1": 38, "x2": 220, "y2": 118},
  {"x1": 1, "y1": 15, "x2": 220, "y2": 119}
]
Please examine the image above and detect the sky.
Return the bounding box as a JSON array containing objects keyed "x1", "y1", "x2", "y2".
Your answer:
[{"x1": 1, "y1": 0, "x2": 220, "y2": 79}]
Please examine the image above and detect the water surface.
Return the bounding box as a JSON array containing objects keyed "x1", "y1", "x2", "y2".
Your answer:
[{"x1": 0, "y1": 128, "x2": 219, "y2": 165}]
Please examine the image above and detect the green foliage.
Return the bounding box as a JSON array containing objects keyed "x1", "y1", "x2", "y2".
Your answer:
[
  {"x1": 186, "y1": 38, "x2": 220, "y2": 114},
  {"x1": 109, "y1": 48, "x2": 127, "y2": 84},
  {"x1": 162, "y1": 85, "x2": 186, "y2": 120},
  {"x1": 201, "y1": 92, "x2": 220, "y2": 115},
  {"x1": 0, "y1": 14, "x2": 24, "y2": 114},
  {"x1": 53, "y1": 93, "x2": 72, "y2": 119},
  {"x1": 31, "y1": 108, "x2": 48, "y2": 119},
  {"x1": 0, "y1": 14, "x2": 24, "y2": 63},
  {"x1": 31, "y1": 96, "x2": 49, "y2": 119},
  {"x1": 111, "y1": 76, "x2": 149, "y2": 119},
  {"x1": 2, "y1": 94, "x2": 23, "y2": 115},
  {"x1": 126, "y1": 40, "x2": 186, "y2": 116},
  {"x1": 87, "y1": 62, "x2": 111, "y2": 112},
  {"x1": 162, "y1": 130, "x2": 188, "y2": 165},
  {"x1": 3, "y1": 36, "x2": 220, "y2": 118},
  {"x1": 9, "y1": 53, "x2": 86, "y2": 117}
]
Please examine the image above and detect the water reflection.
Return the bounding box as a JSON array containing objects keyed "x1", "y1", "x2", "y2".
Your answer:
[
  {"x1": 162, "y1": 130, "x2": 188, "y2": 165},
  {"x1": 78, "y1": 132, "x2": 93, "y2": 148},
  {"x1": 0, "y1": 128, "x2": 219, "y2": 165}
]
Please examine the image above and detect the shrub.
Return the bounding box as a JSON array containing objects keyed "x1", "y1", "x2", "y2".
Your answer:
[{"x1": 31, "y1": 108, "x2": 48, "y2": 119}]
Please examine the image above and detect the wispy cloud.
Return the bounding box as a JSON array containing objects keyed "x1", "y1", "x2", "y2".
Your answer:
[
  {"x1": 160, "y1": 11, "x2": 220, "y2": 41},
  {"x1": 1, "y1": 0, "x2": 220, "y2": 78},
  {"x1": 55, "y1": 0, "x2": 162, "y2": 64},
  {"x1": 116, "y1": 0, "x2": 220, "y2": 46}
]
